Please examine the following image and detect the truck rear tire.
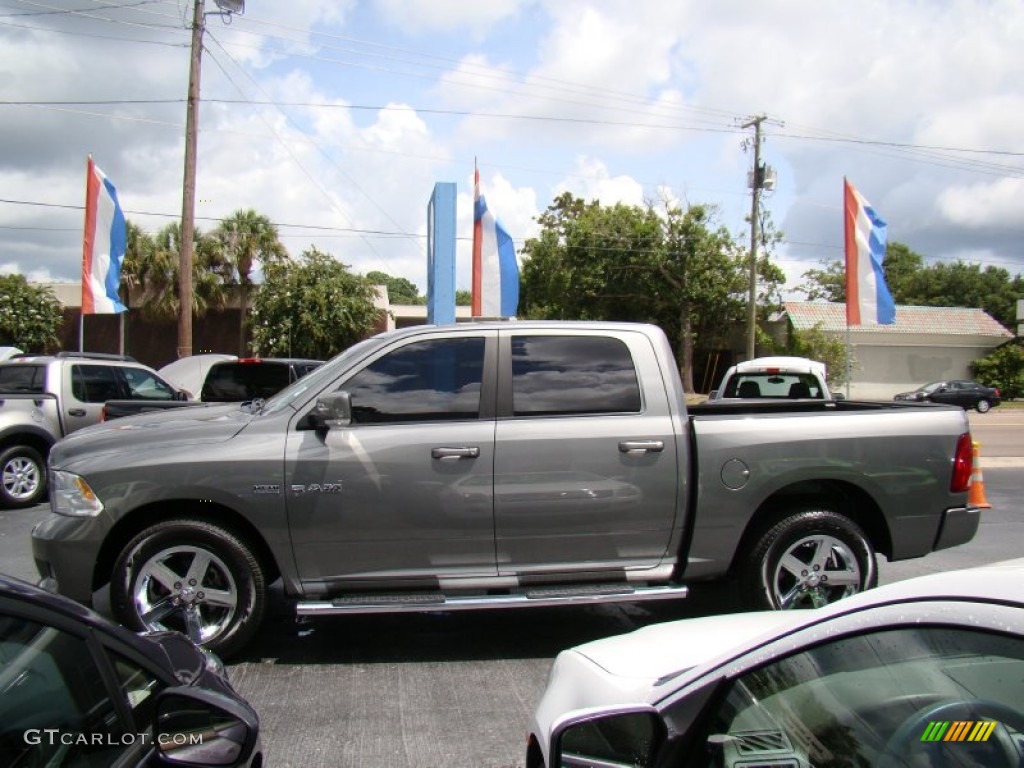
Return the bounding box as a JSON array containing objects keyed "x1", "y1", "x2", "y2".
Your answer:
[
  {"x1": 741, "y1": 509, "x2": 877, "y2": 610},
  {"x1": 0, "y1": 445, "x2": 47, "y2": 508},
  {"x1": 111, "y1": 519, "x2": 266, "y2": 659}
]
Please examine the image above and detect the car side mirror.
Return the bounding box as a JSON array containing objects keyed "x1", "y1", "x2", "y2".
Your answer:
[
  {"x1": 833, "y1": 392, "x2": 845, "y2": 401},
  {"x1": 553, "y1": 709, "x2": 663, "y2": 768},
  {"x1": 173, "y1": 390, "x2": 190, "y2": 402},
  {"x1": 154, "y1": 687, "x2": 259, "y2": 767},
  {"x1": 311, "y1": 390, "x2": 353, "y2": 429}
]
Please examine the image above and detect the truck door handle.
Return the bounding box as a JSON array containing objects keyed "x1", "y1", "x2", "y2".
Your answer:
[
  {"x1": 68, "y1": 408, "x2": 86, "y2": 417},
  {"x1": 619, "y1": 440, "x2": 664, "y2": 454},
  {"x1": 431, "y1": 447, "x2": 480, "y2": 461}
]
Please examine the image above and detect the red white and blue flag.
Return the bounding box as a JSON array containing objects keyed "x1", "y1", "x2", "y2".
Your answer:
[
  {"x1": 82, "y1": 156, "x2": 127, "y2": 314},
  {"x1": 844, "y1": 178, "x2": 895, "y2": 326},
  {"x1": 472, "y1": 164, "x2": 519, "y2": 318}
]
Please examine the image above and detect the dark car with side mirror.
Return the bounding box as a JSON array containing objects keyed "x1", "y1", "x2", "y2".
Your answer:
[{"x1": 0, "y1": 574, "x2": 261, "y2": 768}]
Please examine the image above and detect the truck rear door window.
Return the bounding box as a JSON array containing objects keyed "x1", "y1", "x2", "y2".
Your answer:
[
  {"x1": 343, "y1": 337, "x2": 485, "y2": 423},
  {"x1": 511, "y1": 335, "x2": 641, "y2": 416},
  {"x1": 0, "y1": 365, "x2": 44, "y2": 394}
]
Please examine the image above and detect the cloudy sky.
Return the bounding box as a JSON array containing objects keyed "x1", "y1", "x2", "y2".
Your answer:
[{"x1": 2, "y1": 0, "x2": 1022, "y2": 302}]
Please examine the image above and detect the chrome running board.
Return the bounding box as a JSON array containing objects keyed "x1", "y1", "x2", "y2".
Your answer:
[{"x1": 295, "y1": 583, "x2": 688, "y2": 617}]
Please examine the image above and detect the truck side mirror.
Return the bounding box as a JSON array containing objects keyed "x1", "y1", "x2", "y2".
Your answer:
[{"x1": 311, "y1": 391, "x2": 353, "y2": 429}]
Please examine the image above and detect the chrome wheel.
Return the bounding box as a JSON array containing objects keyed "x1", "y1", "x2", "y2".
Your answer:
[
  {"x1": 2, "y1": 455, "x2": 41, "y2": 503},
  {"x1": 976, "y1": 399, "x2": 991, "y2": 413},
  {"x1": 132, "y1": 545, "x2": 238, "y2": 645},
  {"x1": 768, "y1": 534, "x2": 862, "y2": 609}
]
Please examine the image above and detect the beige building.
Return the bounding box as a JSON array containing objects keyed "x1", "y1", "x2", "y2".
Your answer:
[{"x1": 785, "y1": 301, "x2": 1014, "y2": 399}]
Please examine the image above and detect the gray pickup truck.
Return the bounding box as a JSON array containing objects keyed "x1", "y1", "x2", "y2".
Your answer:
[
  {"x1": 32, "y1": 322, "x2": 979, "y2": 657},
  {"x1": 0, "y1": 353, "x2": 182, "y2": 508}
]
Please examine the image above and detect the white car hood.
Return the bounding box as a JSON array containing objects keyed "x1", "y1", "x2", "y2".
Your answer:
[{"x1": 573, "y1": 611, "x2": 801, "y2": 688}]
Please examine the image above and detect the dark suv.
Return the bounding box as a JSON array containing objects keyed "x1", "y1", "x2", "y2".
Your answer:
[{"x1": 200, "y1": 357, "x2": 323, "y2": 402}]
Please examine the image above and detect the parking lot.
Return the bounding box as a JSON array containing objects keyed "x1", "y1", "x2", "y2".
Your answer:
[{"x1": 1, "y1": 410, "x2": 1021, "y2": 767}]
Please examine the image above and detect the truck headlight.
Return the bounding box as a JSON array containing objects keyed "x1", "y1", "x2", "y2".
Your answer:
[{"x1": 51, "y1": 471, "x2": 104, "y2": 517}]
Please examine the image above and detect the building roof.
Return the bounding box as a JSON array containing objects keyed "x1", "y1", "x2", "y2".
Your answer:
[{"x1": 785, "y1": 301, "x2": 1013, "y2": 338}]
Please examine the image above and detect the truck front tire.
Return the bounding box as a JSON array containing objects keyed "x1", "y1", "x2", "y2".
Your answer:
[
  {"x1": 0, "y1": 445, "x2": 47, "y2": 508},
  {"x1": 111, "y1": 519, "x2": 266, "y2": 658},
  {"x1": 742, "y1": 509, "x2": 877, "y2": 610}
]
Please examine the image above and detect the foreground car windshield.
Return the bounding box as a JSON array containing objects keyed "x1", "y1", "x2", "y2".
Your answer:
[{"x1": 695, "y1": 626, "x2": 1024, "y2": 768}]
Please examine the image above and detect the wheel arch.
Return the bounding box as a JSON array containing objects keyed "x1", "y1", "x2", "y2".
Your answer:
[
  {"x1": 728, "y1": 478, "x2": 892, "y2": 578},
  {"x1": 93, "y1": 500, "x2": 282, "y2": 593},
  {"x1": 0, "y1": 428, "x2": 55, "y2": 460}
]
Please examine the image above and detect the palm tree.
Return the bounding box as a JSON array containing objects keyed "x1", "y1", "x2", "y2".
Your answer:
[
  {"x1": 125, "y1": 222, "x2": 228, "y2": 322},
  {"x1": 215, "y1": 209, "x2": 288, "y2": 355}
]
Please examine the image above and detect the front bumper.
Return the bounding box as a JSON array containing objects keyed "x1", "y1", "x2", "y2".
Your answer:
[
  {"x1": 933, "y1": 506, "x2": 981, "y2": 551},
  {"x1": 31, "y1": 512, "x2": 111, "y2": 604}
]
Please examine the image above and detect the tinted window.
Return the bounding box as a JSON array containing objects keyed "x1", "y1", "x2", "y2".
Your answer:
[
  {"x1": 695, "y1": 627, "x2": 1024, "y2": 768},
  {"x1": 111, "y1": 652, "x2": 163, "y2": 729},
  {"x1": 511, "y1": 335, "x2": 641, "y2": 416},
  {"x1": 343, "y1": 337, "x2": 485, "y2": 423},
  {"x1": 0, "y1": 364, "x2": 44, "y2": 393},
  {"x1": 0, "y1": 615, "x2": 128, "y2": 766},
  {"x1": 202, "y1": 362, "x2": 291, "y2": 402},
  {"x1": 71, "y1": 364, "x2": 125, "y2": 402}
]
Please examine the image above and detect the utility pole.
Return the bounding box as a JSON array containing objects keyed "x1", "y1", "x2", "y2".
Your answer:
[
  {"x1": 178, "y1": 0, "x2": 205, "y2": 359},
  {"x1": 177, "y1": 0, "x2": 242, "y2": 359},
  {"x1": 742, "y1": 114, "x2": 766, "y2": 361}
]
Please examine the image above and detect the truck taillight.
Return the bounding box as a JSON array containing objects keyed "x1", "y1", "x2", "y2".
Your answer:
[{"x1": 950, "y1": 432, "x2": 973, "y2": 493}]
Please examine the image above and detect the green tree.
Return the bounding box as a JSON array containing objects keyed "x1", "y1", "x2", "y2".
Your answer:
[
  {"x1": 520, "y1": 193, "x2": 776, "y2": 392},
  {"x1": 366, "y1": 271, "x2": 424, "y2": 305},
  {"x1": 455, "y1": 289, "x2": 472, "y2": 306},
  {"x1": 788, "y1": 324, "x2": 851, "y2": 389},
  {"x1": 653, "y1": 202, "x2": 763, "y2": 391},
  {"x1": 216, "y1": 210, "x2": 288, "y2": 354},
  {"x1": 250, "y1": 247, "x2": 378, "y2": 358},
  {"x1": 796, "y1": 242, "x2": 1021, "y2": 330},
  {"x1": 121, "y1": 222, "x2": 228, "y2": 322},
  {"x1": 0, "y1": 274, "x2": 63, "y2": 351},
  {"x1": 971, "y1": 341, "x2": 1024, "y2": 400}
]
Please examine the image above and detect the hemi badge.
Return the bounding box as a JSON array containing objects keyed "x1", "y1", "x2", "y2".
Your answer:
[{"x1": 252, "y1": 484, "x2": 281, "y2": 495}]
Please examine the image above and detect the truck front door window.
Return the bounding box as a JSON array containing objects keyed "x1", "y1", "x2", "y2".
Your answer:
[
  {"x1": 71, "y1": 364, "x2": 124, "y2": 403},
  {"x1": 344, "y1": 337, "x2": 485, "y2": 423}
]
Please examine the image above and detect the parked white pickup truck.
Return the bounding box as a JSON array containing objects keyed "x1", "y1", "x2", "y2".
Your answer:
[
  {"x1": 709, "y1": 356, "x2": 836, "y2": 400},
  {"x1": 33, "y1": 322, "x2": 979, "y2": 657}
]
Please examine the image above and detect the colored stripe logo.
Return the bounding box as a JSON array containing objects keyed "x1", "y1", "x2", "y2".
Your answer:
[{"x1": 920, "y1": 720, "x2": 997, "y2": 742}]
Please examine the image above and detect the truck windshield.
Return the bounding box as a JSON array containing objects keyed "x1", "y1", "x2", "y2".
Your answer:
[{"x1": 260, "y1": 334, "x2": 390, "y2": 415}]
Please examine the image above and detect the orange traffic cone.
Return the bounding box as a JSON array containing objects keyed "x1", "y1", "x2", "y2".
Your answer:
[{"x1": 967, "y1": 441, "x2": 992, "y2": 509}]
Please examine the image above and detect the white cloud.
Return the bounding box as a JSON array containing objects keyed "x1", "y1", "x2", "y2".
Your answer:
[
  {"x1": 553, "y1": 157, "x2": 645, "y2": 207},
  {"x1": 937, "y1": 178, "x2": 1024, "y2": 229},
  {"x1": 373, "y1": 0, "x2": 530, "y2": 36}
]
